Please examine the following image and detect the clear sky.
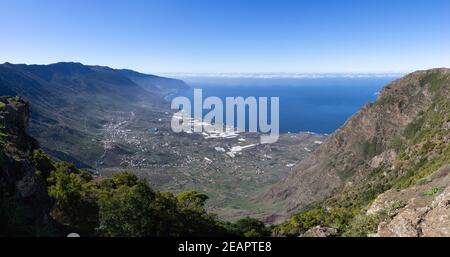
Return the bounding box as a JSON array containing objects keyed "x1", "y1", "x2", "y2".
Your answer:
[{"x1": 1, "y1": 0, "x2": 449, "y2": 74}]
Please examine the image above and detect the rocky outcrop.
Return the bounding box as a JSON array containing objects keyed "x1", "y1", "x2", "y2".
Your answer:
[
  {"x1": 372, "y1": 165, "x2": 450, "y2": 237},
  {"x1": 300, "y1": 226, "x2": 338, "y2": 237},
  {"x1": 0, "y1": 96, "x2": 51, "y2": 234}
]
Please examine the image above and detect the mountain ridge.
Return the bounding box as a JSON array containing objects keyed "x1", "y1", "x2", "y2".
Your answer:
[
  {"x1": 262, "y1": 68, "x2": 450, "y2": 227},
  {"x1": 0, "y1": 62, "x2": 189, "y2": 168}
]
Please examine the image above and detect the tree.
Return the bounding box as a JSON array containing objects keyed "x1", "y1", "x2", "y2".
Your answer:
[
  {"x1": 232, "y1": 217, "x2": 271, "y2": 237},
  {"x1": 96, "y1": 175, "x2": 187, "y2": 237},
  {"x1": 45, "y1": 170, "x2": 239, "y2": 237},
  {"x1": 31, "y1": 149, "x2": 55, "y2": 181},
  {"x1": 47, "y1": 162, "x2": 99, "y2": 235},
  {"x1": 176, "y1": 191, "x2": 209, "y2": 209},
  {"x1": 111, "y1": 172, "x2": 139, "y2": 187}
]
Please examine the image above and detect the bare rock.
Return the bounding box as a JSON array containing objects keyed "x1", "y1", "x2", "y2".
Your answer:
[
  {"x1": 421, "y1": 187, "x2": 450, "y2": 236},
  {"x1": 0, "y1": 97, "x2": 51, "y2": 230},
  {"x1": 369, "y1": 149, "x2": 397, "y2": 169},
  {"x1": 373, "y1": 165, "x2": 450, "y2": 237},
  {"x1": 301, "y1": 226, "x2": 338, "y2": 237},
  {"x1": 378, "y1": 207, "x2": 430, "y2": 237}
]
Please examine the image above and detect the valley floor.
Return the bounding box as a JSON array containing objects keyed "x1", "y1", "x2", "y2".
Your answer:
[{"x1": 95, "y1": 108, "x2": 326, "y2": 220}]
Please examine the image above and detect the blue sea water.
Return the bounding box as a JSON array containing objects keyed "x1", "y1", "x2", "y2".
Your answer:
[{"x1": 172, "y1": 76, "x2": 400, "y2": 134}]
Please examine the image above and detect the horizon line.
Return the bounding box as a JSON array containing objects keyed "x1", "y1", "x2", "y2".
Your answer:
[
  {"x1": 3, "y1": 60, "x2": 442, "y2": 78},
  {"x1": 157, "y1": 72, "x2": 407, "y2": 79}
]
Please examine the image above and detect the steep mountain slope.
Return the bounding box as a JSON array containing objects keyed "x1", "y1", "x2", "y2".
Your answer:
[
  {"x1": 118, "y1": 69, "x2": 188, "y2": 95},
  {"x1": 263, "y1": 68, "x2": 450, "y2": 226},
  {"x1": 368, "y1": 164, "x2": 450, "y2": 236},
  {"x1": 0, "y1": 62, "x2": 186, "y2": 168}
]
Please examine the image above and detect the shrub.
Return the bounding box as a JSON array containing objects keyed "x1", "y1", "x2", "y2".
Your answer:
[
  {"x1": 231, "y1": 217, "x2": 271, "y2": 237},
  {"x1": 31, "y1": 149, "x2": 55, "y2": 181},
  {"x1": 274, "y1": 207, "x2": 359, "y2": 236},
  {"x1": 342, "y1": 212, "x2": 385, "y2": 237},
  {"x1": 177, "y1": 191, "x2": 209, "y2": 209},
  {"x1": 422, "y1": 187, "x2": 444, "y2": 196},
  {"x1": 47, "y1": 163, "x2": 99, "y2": 235}
]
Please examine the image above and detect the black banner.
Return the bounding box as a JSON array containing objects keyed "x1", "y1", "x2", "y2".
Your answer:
[{"x1": 3, "y1": 237, "x2": 448, "y2": 256}]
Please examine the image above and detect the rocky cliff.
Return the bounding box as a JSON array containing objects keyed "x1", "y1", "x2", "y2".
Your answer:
[
  {"x1": 0, "y1": 96, "x2": 51, "y2": 236},
  {"x1": 263, "y1": 68, "x2": 450, "y2": 229},
  {"x1": 369, "y1": 164, "x2": 450, "y2": 236}
]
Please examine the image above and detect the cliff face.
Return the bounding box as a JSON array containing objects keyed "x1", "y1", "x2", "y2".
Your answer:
[
  {"x1": 0, "y1": 96, "x2": 51, "y2": 235},
  {"x1": 263, "y1": 68, "x2": 450, "y2": 224},
  {"x1": 369, "y1": 164, "x2": 450, "y2": 237}
]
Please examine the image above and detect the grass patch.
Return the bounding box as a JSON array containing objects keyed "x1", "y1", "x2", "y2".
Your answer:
[
  {"x1": 395, "y1": 147, "x2": 450, "y2": 189},
  {"x1": 420, "y1": 72, "x2": 449, "y2": 93},
  {"x1": 403, "y1": 115, "x2": 424, "y2": 140},
  {"x1": 360, "y1": 140, "x2": 379, "y2": 158},
  {"x1": 422, "y1": 187, "x2": 444, "y2": 196}
]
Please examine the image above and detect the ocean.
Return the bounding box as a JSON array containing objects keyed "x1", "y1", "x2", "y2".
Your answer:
[{"x1": 171, "y1": 76, "x2": 400, "y2": 134}]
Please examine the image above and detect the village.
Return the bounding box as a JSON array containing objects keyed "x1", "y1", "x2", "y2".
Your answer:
[{"x1": 97, "y1": 109, "x2": 326, "y2": 220}]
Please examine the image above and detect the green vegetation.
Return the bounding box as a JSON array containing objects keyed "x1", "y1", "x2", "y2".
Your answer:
[
  {"x1": 420, "y1": 71, "x2": 450, "y2": 93},
  {"x1": 47, "y1": 164, "x2": 228, "y2": 236},
  {"x1": 392, "y1": 78, "x2": 450, "y2": 189},
  {"x1": 360, "y1": 140, "x2": 379, "y2": 159},
  {"x1": 3, "y1": 146, "x2": 273, "y2": 237},
  {"x1": 390, "y1": 200, "x2": 407, "y2": 210},
  {"x1": 177, "y1": 191, "x2": 209, "y2": 208},
  {"x1": 342, "y1": 200, "x2": 406, "y2": 237},
  {"x1": 273, "y1": 207, "x2": 359, "y2": 236},
  {"x1": 395, "y1": 147, "x2": 450, "y2": 189},
  {"x1": 0, "y1": 94, "x2": 272, "y2": 237},
  {"x1": 389, "y1": 136, "x2": 404, "y2": 152},
  {"x1": 342, "y1": 212, "x2": 386, "y2": 237},
  {"x1": 276, "y1": 71, "x2": 450, "y2": 237},
  {"x1": 0, "y1": 132, "x2": 7, "y2": 144},
  {"x1": 47, "y1": 162, "x2": 99, "y2": 234},
  {"x1": 31, "y1": 149, "x2": 56, "y2": 181},
  {"x1": 275, "y1": 197, "x2": 408, "y2": 237},
  {"x1": 228, "y1": 217, "x2": 271, "y2": 237},
  {"x1": 422, "y1": 187, "x2": 444, "y2": 196},
  {"x1": 0, "y1": 102, "x2": 5, "y2": 110},
  {"x1": 403, "y1": 115, "x2": 425, "y2": 140},
  {"x1": 26, "y1": 150, "x2": 268, "y2": 237}
]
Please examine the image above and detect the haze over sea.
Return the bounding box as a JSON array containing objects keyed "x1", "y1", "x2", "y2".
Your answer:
[{"x1": 170, "y1": 75, "x2": 402, "y2": 134}]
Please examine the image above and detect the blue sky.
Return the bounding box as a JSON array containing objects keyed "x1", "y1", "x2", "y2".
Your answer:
[{"x1": 1, "y1": 0, "x2": 449, "y2": 74}]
